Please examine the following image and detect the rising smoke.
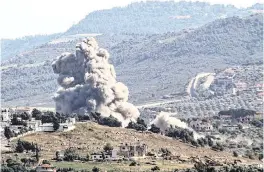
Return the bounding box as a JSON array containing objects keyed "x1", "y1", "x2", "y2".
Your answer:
[
  {"x1": 52, "y1": 38, "x2": 139, "y2": 127},
  {"x1": 151, "y1": 112, "x2": 203, "y2": 139}
]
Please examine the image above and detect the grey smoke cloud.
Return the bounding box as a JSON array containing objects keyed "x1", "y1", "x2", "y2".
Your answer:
[
  {"x1": 52, "y1": 37, "x2": 140, "y2": 127},
  {"x1": 151, "y1": 112, "x2": 203, "y2": 140}
]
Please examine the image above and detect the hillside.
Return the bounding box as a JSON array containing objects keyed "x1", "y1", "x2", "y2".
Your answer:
[
  {"x1": 11, "y1": 122, "x2": 258, "y2": 163},
  {"x1": 1, "y1": 14, "x2": 263, "y2": 106},
  {"x1": 1, "y1": 33, "x2": 61, "y2": 60},
  {"x1": 65, "y1": 1, "x2": 263, "y2": 35}
]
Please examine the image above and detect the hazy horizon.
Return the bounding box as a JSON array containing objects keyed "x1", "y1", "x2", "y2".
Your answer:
[{"x1": 1, "y1": 0, "x2": 263, "y2": 39}]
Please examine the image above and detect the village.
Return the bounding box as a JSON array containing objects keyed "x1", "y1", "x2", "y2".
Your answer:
[{"x1": 1, "y1": 102, "x2": 263, "y2": 172}]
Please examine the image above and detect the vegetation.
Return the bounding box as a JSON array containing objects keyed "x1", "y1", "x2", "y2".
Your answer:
[
  {"x1": 15, "y1": 139, "x2": 36, "y2": 153},
  {"x1": 103, "y1": 143, "x2": 113, "y2": 152},
  {"x1": 218, "y1": 109, "x2": 256, "y2": 118},
  {"x1": 4, "y1": 127, "x2": 14, "y2": 140},
  {"x1": 90, "y1": 113, "x2": 122, "y2": 127},
  {"x1": 126, "y1": 118, "x2": 147, "y2": 131},
  {"x1": 63, "y1": 148, "x2": 79, "y2": 161},
  {"x1": 149, "y1": 124, "x2": 160, "y2": 133}
]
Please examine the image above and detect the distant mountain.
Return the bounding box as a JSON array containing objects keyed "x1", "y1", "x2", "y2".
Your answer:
[
  {"x1": 66, "y1": 1, "x2": 263, "y2": 35},
  {"x1": 1, "y1": 33, "x2": 61, "y2": 60},
  {"x1": 1, "y1": 14, "x2": 263, "y2": 106}
]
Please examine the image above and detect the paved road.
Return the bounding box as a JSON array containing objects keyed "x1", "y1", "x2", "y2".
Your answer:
[{"x1": 136, "y1": 99, "x2": 183, "y2": 109}]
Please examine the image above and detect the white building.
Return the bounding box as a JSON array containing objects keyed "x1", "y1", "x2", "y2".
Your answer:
[
  {"x1": 189, "y1": 119, "x2": 213, "y2": 132},
  {"x1": 91, "y1": 150, "x2": 118, "y2": 161},
  {"x1": 36, "y1": 122, "x2": 75, "y2": 132},
  {"x1": 119, "y1": 141, "x2": 148, "y2": 158},
  {"x1": 1, "y1": 108, "x2": 12, "y2": 122},
  {"x1": 219, "y1": 124, "x2": 239, "y2": 131}
]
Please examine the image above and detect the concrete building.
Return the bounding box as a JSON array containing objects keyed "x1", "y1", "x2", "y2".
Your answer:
[
  {"x1": 36, "y1": 122, "x2": 75, "y2": 132},
  {"x1": 119, "y1": 141, "x2": 148, "y2": 158},
  {"x1": 1, "y1": 108, "x2": 12, "y2": 122},
  {"x1": 91, "y1": 150, "x2": 117, "y2": 161},
  {"x1": 27, "y1": 118, "x2": 42, "y2": 130},
  {"x1": 220, "y1": 124, "x2": 239, "y2": 131},
  {"x1": 189, "y1": 119, "x2": 213, "y2": 132}
]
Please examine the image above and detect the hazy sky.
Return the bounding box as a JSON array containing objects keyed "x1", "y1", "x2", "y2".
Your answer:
[{"x1": 0, "y1": 0, "x2": 263, "y2": 39}]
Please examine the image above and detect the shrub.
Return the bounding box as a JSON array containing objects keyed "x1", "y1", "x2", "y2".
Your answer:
[
  {"x1": 126, "y1": 121, "x2": 147, "y2": 131},
  {"x1": 92, "y1": 166, "x2": 100, "y2": 172},
  {"x1": 149, "y1": 124, "x2": 160, "y2": 133},
  {"x1": 233, "y1": 151, "x2": 238, "y2": 157},
  {"x1": 63, "y1": 148, "x2": 79, "y2": 161},
  {"x1": 42, "y1": 160, "x2": 50, "y2": 165},
  {"x1": 151, "y1": 166, "x2": 160, "y2": 171},
  {"x1": 103, "y1": 143, "x2": 113, "y2": 152},
  {"x1": 98, "y1": 115, "x2": 122, "y2": 127},
  {"x1": 129, "y1": 161, "x2": 137, "y2": 166},
  {"x1": 4, "y1": 127, "x2": 14, "y2": 140}
]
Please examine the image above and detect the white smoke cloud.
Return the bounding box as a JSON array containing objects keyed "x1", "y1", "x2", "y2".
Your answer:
[
  {"x1": 151, "y1": 112, "x2": 203, "y2": 140},
  {"x1": 52, "y1": 37, "x2": 140, "y2": 127}
]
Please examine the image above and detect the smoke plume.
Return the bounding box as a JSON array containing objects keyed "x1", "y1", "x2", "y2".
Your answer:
[
  {"x1": 151, "y1": 112, "x2": 203, "y2": 139},
  {"x1": 52, "y1": 38, "x2": 139, "y2": 127}
]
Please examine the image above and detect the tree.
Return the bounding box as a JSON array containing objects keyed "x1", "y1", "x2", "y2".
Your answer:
[
  {"x1": 129, "y1": 161, "x2": 137, "y2": 166},
  {"x1": 98, "y1": 115, "x2": 122, "y2": 127},
  {"x1": 233, "y1": 151, "x2": 238, "y2": 157},
  {"x1": 15, "y1": 139, "x2": 25, "y2": 153},
  {"x1": 31, "y1": 108, "x2": 42, "y2": 118},
  {"x1": 137, "y1": 118, "x2": 147, "y2": 128},
  {"x1": 151, "y1": 166, "x2": 160, "y2": 171},
  {"x1": 92, "y1": 166, "x2": 100, "y2": 172},
  {"x1": 149, "y1": 124, "x2": 160, "y2": 133},
  {"x1": 64, "y1": 148, "x2": 79, "y2": 161},
  {"x1": 4, "y1": 127, "x2": 13, "y2": 140},
  {"x1": 103, "y1": 143, "x2": 113, "y2": 152},
  {"x1": 42, "y1": 160, "x2": 50, "y2": 164},
  {"x1": 52, "y1": 118, "x2": 60, "y2": 131}
]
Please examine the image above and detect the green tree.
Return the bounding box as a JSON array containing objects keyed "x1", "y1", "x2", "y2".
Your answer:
[
  {"x1": 31, "y1": 108, "x2": 41, "y2": 118},
  {"x1": 4, "y1": 127, "x2": 13, "y2": 140},
  {"x1": 63, "y1": 148, "x2": 79, "y2": 161},
  {"x1": 15, "y1": 139, "x2": 25, "y2": 153},
  {"x1": 92, "y1": 166, "x2": 100, "y2": 172},
  {"x1": 233, "y1": 151, "x2": 238, "y2": 157},
  {"x1": 52, "y1": 118, "x2": 60, "y2": 131},
  {"x1": 151, "y1": 166, "x2": 160, "y2": 171},
  {"x1": 42, "y1": 160, "x2": 50, "y2": 164},
  {"x1": 103, "y1": 143, "x2": 113, "y2": 152},
  {"x1": 149, "y1": 124, "x2": 160, "y2": 133}
]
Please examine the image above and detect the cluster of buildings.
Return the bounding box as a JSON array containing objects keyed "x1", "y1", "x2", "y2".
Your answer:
[
  {"x1": 1, "y1": 107, "x2": 76, "y2": 140},
  {"x1": 90, "y1": 141, "x2": 148, "y2": 161}
]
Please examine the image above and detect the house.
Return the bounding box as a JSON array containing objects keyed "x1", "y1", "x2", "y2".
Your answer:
[
  {"x1": 91, "y1": 150, "x2": 117, "y2": 161},
  {"x1": 219, "y1": 115, "x2": 232, "y2": 123},
  {"x1": 27, "y1": 118, "x2": 42, "y2": 130},
  {"x1": 119, "y1": 141, "x2": 148, "y2": 158},
  {"x1": 219, "y1": 124, "x2": 239, "y2": 131},
  {"x1": 35, "y1": 164, "x2": 56, "y2": 172},
  {"x1": 9, "y1": 125, "x2": 25, "y2": 134},
  {"x1": 189, "y1": 119, "x2": 213, "y2": 132},
  {"x1": 237, "y1": 116, "x2": 254, "y2": 123},
  {"x1": 1, "y1": 108, "x2": 12, "y2": 122},
  {"x1": 36, "y1": 121, "x2": 75, "y2": 132}
]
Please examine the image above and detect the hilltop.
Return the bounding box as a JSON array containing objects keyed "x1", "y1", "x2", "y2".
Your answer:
[
  {"x1": 1, "y1": 14, "x2": 263, "y2": 106},
  {"x1": 65, "y1": 1, "x2": 263, "y2": 35},
  {"x1": 10, "y1": 122, "x2": 258, "y2": 163}
]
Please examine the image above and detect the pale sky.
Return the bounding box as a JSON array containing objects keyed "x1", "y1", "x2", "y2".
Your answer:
[{"x1": 0, "y1": 0, "x2": 263, "y2": 39}]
